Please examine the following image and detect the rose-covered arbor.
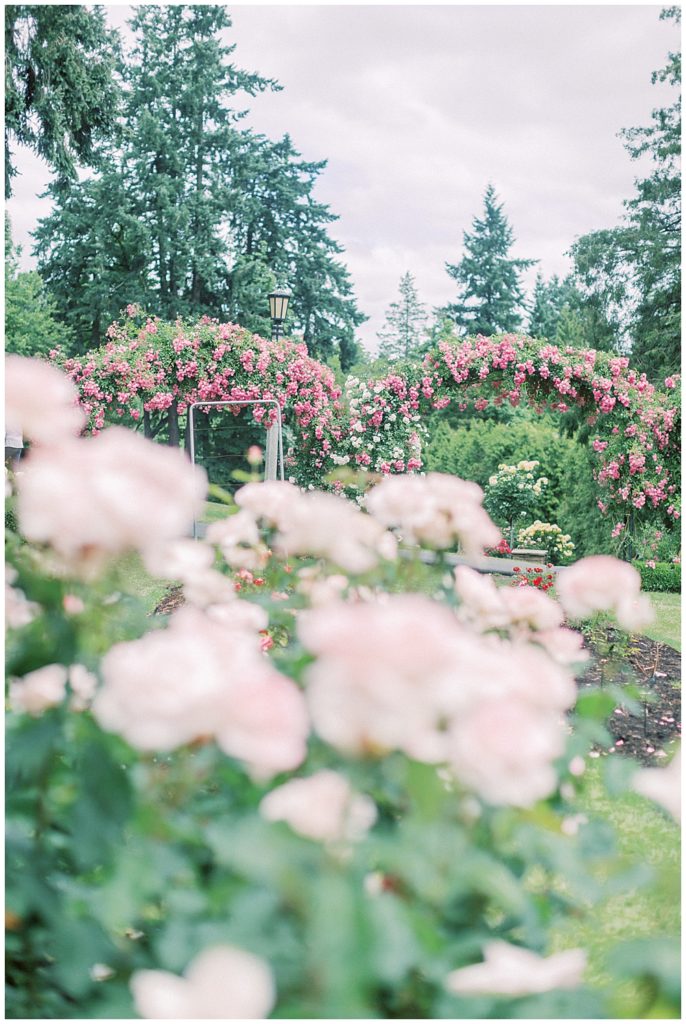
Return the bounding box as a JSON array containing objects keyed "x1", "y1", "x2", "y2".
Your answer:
[
  {"x1": 340, "y1": 333, "x2": 680, "y2": 541},
  {"x1": 57, "y1": 312, "x2": 680, "y2": 541}
]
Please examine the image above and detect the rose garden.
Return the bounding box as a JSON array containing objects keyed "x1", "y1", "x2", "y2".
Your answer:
[
  {"x1": 5, "y1": 313, "x2": 681, "y2": 1019},
  {"x1": 5, "y1": 5, "x2": 682, "y2": 1020}
]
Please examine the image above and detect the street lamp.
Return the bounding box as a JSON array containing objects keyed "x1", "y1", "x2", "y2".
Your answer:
[{"x1": 268, "y1": 286, "x2": 291, "y2": 342}]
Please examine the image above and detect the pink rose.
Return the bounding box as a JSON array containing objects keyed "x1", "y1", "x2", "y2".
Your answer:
[
  {"x1": 556, "y1": 556, "x2": 654, "y2": 631},
  {"x1": 131, "y1": 945, "x2": 275, "y2": 1019},
  {"x1": 16, "y1": 427, "x2": 207, "y2": 573},
  {"x1": 6, "y1": 355, "x2": 86, "y2": 444}
]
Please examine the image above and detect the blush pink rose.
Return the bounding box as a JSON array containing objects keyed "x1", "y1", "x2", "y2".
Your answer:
[
  {"x1": 446, "y1": 941, "x2": 586, "y2": 997},
  {"x1": 5, "y1": 355, "x2": 86, "y2": 444},
  {"x1": 131, "y1": 945, "x2": 275, "y2": 1019},
  {"x1": 556, "y1": 556, "x2": 654, "y2": 631},
  {"x1": 16, "y1": 427, "x2": 207, "y2": 573},
  {"x1": 260, "y1": 770, "x2": 377, "y2": 842}
]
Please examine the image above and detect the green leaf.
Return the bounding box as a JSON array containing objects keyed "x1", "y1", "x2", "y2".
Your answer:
[{"x1": 67, "y1": 741, "x2": 133, "y2": 870}]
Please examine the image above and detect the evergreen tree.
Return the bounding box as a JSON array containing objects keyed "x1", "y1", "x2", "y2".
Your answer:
[
  {"x1": 444, "y1": 184, "x2": 536, "y2": 336},
  {"x1": 5, "y1": 5, "x2": 121, "y2": 197},
  {"x1": 227, "y1": 131, "x2": 365, "y2": 366},
  {"x1": 528, "y1": 273, "x2": 569, "y2": 339},
  {"x1": 377, "y1": 272, "x2": 427, "y2": 362},
  {"x1": 34, "y1": 6, "x2": 365, "y2": 367},
  {"x1": 5, "y1": 219, "x2": 73, "y2": 356},
  {"x1": 570, "y1": 8, "x2": 680, "y2": 380},
  {"x1": 527, "y1": 273, "x2": 618, "y2": 351}
]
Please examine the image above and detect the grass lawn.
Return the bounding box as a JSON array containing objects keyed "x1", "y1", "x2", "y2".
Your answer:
[
  {"x1": 551, "y1": 759, "x2": 680, "y2": 1012},
  {"x1": 644, "y1": 591, "x2": 681, "y2": 651}
]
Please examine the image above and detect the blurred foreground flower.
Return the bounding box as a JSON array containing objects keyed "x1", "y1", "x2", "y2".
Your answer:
[
  {"x1": 298, "y1": 594, "x2": 575, "y2": 806},
  {"x1": 94, "y1": 605, "x2": 308, "y2": 778},
  {"x1": 5, "y1": 354, "x2": 85, "y2": 444},
  {"x1": 445, "y1": 941, "x2": 586, "y2": 997},
  {"x1": 236, "y1": 480, "x2": 397, "y2": 572},
  {"x1": 16, "y1": 427, "x2": 207, "y2": 575},
  {"x1": 366, "y1": 472, "x2": 500, "y2": 555},
  {"x1": 260, "y1": 770, "x2": 377, "y2": 843},
  {"x1": 633, "y1": 750, "x2": 681, "y2": 821},
  {"x1": 556, "y1": 555, "x2": 654, "y2": 632},
  {"x1": 131, "y1": 944, "x2": 275, "y2": 1019}
]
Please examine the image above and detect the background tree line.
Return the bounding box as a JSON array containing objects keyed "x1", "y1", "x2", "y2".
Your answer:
[{"x1": 5, "y1": 4, "x2": 365, "y2": 368}]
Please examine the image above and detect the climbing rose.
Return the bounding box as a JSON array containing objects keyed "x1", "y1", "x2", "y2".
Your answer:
[
  {"x1": 260, "y1": 770, "x2": 377, "y2": 842},
  {"x1": 131, "y1": 944, "x2": 275, "y2": 1019},
  {"x1": 5, "y1": 355, "x2": 85, "y2": 444},
  {"x1": 445, "y1": 941, "x2": 586, "y2": 997}
]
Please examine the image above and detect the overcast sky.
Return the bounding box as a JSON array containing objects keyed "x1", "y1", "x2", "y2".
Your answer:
[{"x1": 6, "y1": 3, "x2": 678, "y2": 353}]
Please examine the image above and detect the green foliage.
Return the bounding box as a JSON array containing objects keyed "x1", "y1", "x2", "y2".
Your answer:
[
  {"x1": 5, "y1": 221, "x2": 73, "y2": 356},
  {"x1": 424, "y1": 413, "x2": 611, "y2": 555},
  {"x1": 569, "y1": 9, "x2": 681, "y2": 381},
  {"x1": 528, "y1": 272, "x2": 618, "y2": 352},
  {"x1": 633, "y1": 560, "x2": 681, "y2": 593},
  {"x1": 377, "y1": 272, "x2": 428, "y2": 362},
  {"x1": 643, "y1": 591, "x2": 681, "y2": 650},
  {"x1": 443, "y1": 183, "x2": 536, "y2": 335},
  {"x1": 483, "y1": 460, "x2": 548, "y2": 545},
  {"x1": 4, "y1": 4, "x2": 121, "y2": 197}
]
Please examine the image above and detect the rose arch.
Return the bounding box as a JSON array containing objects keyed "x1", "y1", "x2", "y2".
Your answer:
[
  {"x1": 327, "y1": 333, "x2": 681, "y2": 540},
  {"x1": 56, "y1": 312, "x2": 680, "y2": 539}
]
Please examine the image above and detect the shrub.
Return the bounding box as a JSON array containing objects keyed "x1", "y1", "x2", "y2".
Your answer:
[
  {"x1": 517, "y1": 521, "x2": 575, "y2": 564},
  {"x1": 634, "y1": 560, "x2": 681, "y2": 593}
]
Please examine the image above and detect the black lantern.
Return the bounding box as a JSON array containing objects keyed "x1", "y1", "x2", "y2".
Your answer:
[{"x1": 268, "y1": 287, "x2": 291, "y2": 341}]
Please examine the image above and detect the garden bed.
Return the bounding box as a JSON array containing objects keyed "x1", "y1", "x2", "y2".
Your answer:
[{"x1": 576, "y1": 627, "x2": 681, "y2": 766}]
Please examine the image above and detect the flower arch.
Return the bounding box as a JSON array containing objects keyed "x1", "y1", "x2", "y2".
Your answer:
[
  {"x1": 334, "y1": 333, "x2": 681, "y2": 536},
  {"x1": 57, "y1": 314, "x2": 680, "y2": 536},
  {"x1": 55, "y1": 306, "x2": 345, "y2": 483}
]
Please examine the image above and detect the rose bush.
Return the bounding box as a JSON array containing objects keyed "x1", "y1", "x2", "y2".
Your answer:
[
  {"x1": 5, "y1": 356, "x2": 680, "y2": 1019},
  {"x1": 52, "y1": 316, "x2": 680, "y2": 542},
  {"x1": 517, "y1": 521, "x2": 576, "y2": 564}
]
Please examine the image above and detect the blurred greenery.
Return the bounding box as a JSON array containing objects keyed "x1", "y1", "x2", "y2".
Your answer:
[
  {"x1": 645, "y1": 591, "x2": 681, "y2": 651},
  {"x1": 550, "y1": 759, "x2": 680, "y2": 1016}
]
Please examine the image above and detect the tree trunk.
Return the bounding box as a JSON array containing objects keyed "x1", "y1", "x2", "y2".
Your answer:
[
  {"x1": 168, "y1": 401, "x2": 180, "y2": 447},
  {"x1": 143, "y1": 410, "x2": 153, "y2": 439}
]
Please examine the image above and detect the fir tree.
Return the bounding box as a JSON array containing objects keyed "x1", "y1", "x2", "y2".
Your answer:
[
  {"x1": 444, "y1": 184, "x2": 535, "y2": 336},
  {"x1": 377, "y1": 272, "x2": 427, "y2": 361},
  {"x1": 5, "y1": 5, "x2": 121, "y2": 197},
  {"x1": 34, "y1": 7, "x2": 365, "y2": 367}
]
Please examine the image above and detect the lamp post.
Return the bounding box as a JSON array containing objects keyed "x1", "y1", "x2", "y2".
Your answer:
[{"x1": 268, "y1": 286, "x2": 291, "y2": 343}]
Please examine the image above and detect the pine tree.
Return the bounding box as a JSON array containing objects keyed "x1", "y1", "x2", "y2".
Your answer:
[
  {"x1": 528, "y1": 273, "x2": 569, "y2": 339},
  {"x1": 527, "y1": 273, "x2": 618, "y2": 351},
  {"x1": 444, "y1": 184, "x2": 536, "y2": 336},
  {"x1": 5, "y1": 5, "x2": 121, "y2": 197},
  {"x1": 377, "y1": 272, "x2": 427, "y2": 361}
]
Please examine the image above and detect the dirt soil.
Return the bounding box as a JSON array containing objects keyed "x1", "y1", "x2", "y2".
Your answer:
[
  {"x1": 154, "y1": 587, "x2": 681, "y2": 767},
  {"x1": 576, "y1": 627, "x2": 681, "y2": 766}
]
